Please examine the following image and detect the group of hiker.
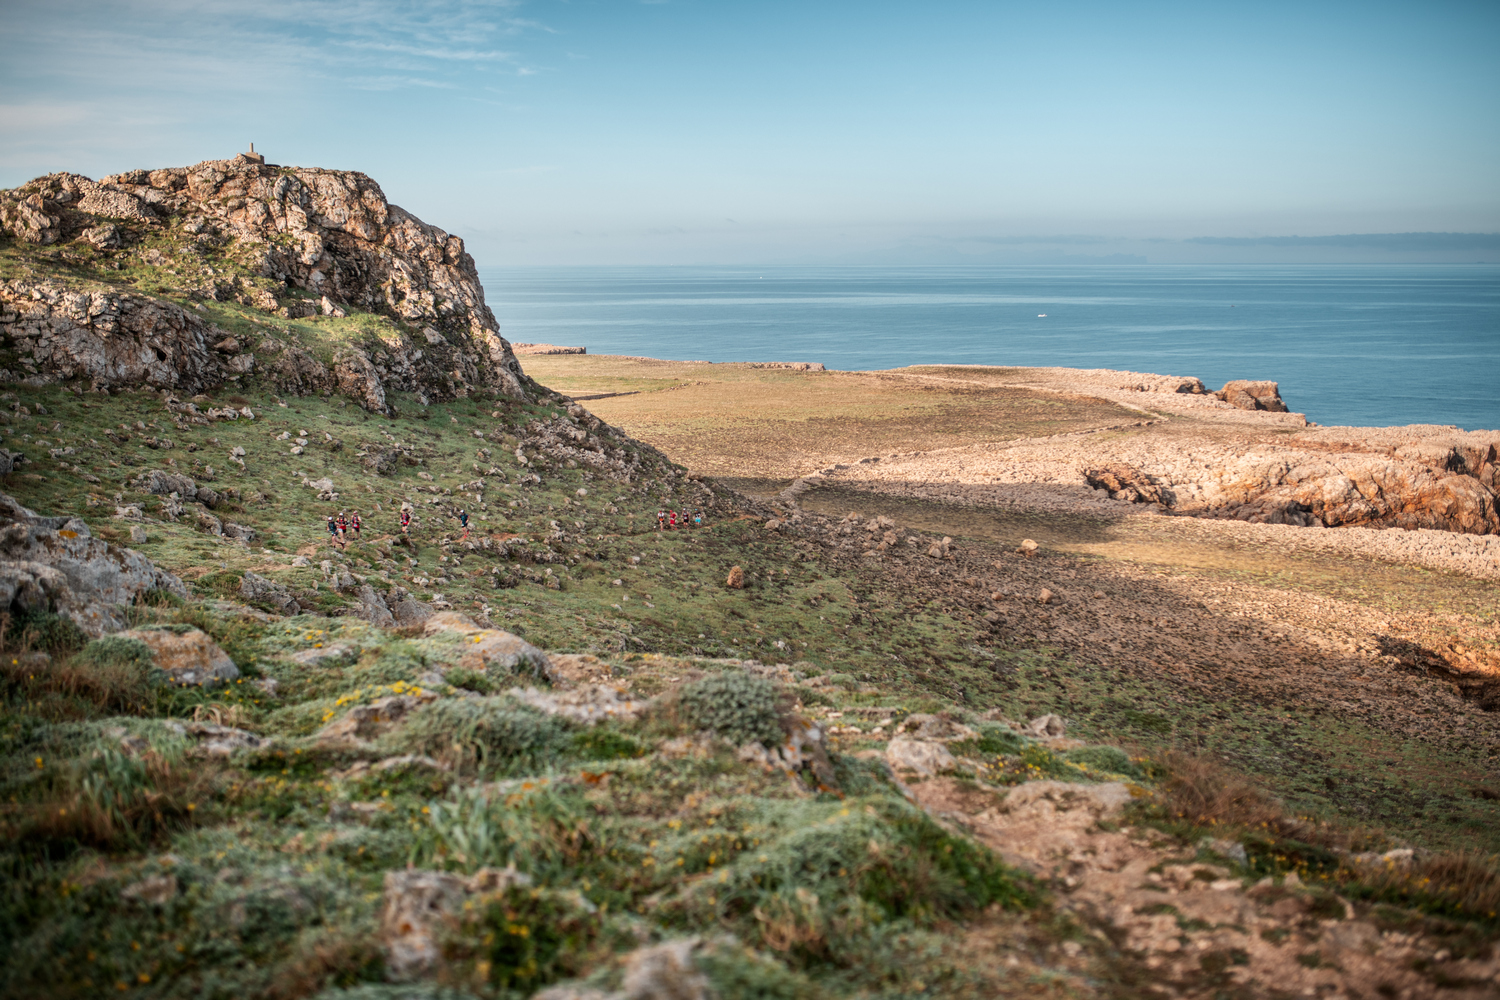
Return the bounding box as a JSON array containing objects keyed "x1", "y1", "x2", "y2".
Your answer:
[
  {"x1": 324, "y1": 510, "x2": 364, "y2": 548},
  {"x1": 325, "y1": 505, "x2": 471, "y2": 549},
  {"x1": 656, "y1": 508, "x2": 705, "y2": 530}
]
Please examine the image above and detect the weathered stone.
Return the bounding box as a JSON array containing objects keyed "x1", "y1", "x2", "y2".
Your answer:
[
  {"x1": 81, "y1": 224, "x2": 123, "y2": 249},
  {"x1": 1026, "y1": 713, "x2": 1067, "y2": 737},
  {"x1": 725, "y1": 565, "x2": 745, "y2": 589},
  {"x1": 0, "y1": 491, "x2": 186, "y2": 635},
  {"x1": 316, "y1": 692, "x2": 434, "y2": 745},
  {"x1": 121, "y1": 874, "x2": 178, "y2": 905},
  {"x1": 288, "y1": 643, "x2": 357, "y2": 667},
  {"x1": 184, "y1": 721, "x2": 264, "y2": 757},
  {"x1": 421, "y1": 612, "x2": 557, "y2": 681},
  {"x1": 135, "y1": 469, "x2": 198, "y2": 499},
  {"x1": 620, "y1": 938, "x2": 710, "y2": 1000},
  {"x1": 221, "y1": 520, "x2": 255, "y2": 542},
  {"x1": 354, "y1": 584, "x2": 395, "y2": 627},
  {"x1": 895, "y1": 713, "x2": 976, "y2": 742},
  {"x1": 508, "y1": 683, "x2": 650, "y2": 723},
  {"x1": 1083, "y1": 464, "x2": 1165, "y2": 504},
  {"x1": 379, "y1": 869, "x2": 467, "y2": 980},
  {"x1": 1002, "y1": 780, "x2": 1132, "y2": 820},
  {"x1": 238, "y1": 570, "x2": 298, "y2": 615},
  {"x1": 115, "y1": 626, "x2": 238, "y2": 686},
  {"x1": 1216, "y1": 380, "x2": 1289, "y2": 412},
  {"x1": 885, "y1": 737, "x2": 955, "y2": 777}
]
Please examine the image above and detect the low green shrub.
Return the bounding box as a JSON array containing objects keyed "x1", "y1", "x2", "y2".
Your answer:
[
  {"x1": 1, "y1": 636, "x2": 163, "y2": 718},
  {"x1": 416, "y1": 782, "x2": 599, "y2": 880},
  {"x1": 443, "y1": 667, "x2": 498, "y2": 694},
  {"x1": 396, "y1": 696, "x2": 572, "y2": 772},
  {"x1": 678, "y1": 671, "x2": 785, "y2": 747},
  {"x1": 699, "y1": 942, "x2": 827, "y2": 1000},
  {"x1": 669, "y1": 796, "x2": 1034, "y2": 965},
  {"x1": 11, "y1": 747, "x2": 215, "y2": 855},
  {"x1": 951, "y1": 722, "x2": 1024, "y2": 757},
  {"x1": 1064, "y1": 745, "x2": 1145, "y2": 781},
  {"x1": 453, "y1": 883, "x2": 606, "y2": 992},
  {"x1": 570, "y1": 727, "x2": 647, "y2": 760},
  {"x1": 3, "y1": 609, "x2": 87, "y2": 654}
]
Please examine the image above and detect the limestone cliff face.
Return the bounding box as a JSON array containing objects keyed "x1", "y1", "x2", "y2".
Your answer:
[{"x1": 0, "y1": 157, "x2": 530, "y2": 407}]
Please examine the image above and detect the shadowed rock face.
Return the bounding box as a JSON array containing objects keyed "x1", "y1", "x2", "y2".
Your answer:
[
  {"x1": 0, "y1": 159, "x2": 532, "y2": 406},
  {"x1": 0, "y1": 491, "x2": 187, "y2": 635}
]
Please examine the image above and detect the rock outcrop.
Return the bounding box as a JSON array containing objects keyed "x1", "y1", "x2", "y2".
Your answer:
[
  {"x1": 0, "y1": 158, "x2": 533, "y2": 405},
  {"x1": 0, "y1": 491, "x2": 186, "y2": 635},
  {"x1": 1216, "y1": 379, "x2": 1288, "y2": 412},
  {"x1": 114, "y1": 626, "x2": 239, "y2": 687}
]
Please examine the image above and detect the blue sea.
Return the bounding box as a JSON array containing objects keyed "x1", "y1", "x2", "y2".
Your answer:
[{"x1": 478, "y1": 265, "x2": 1500, "y2": 430}]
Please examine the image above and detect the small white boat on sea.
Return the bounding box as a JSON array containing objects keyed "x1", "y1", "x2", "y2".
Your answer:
[{"x1": 1037, "y1": 313, "x2": 1047, "y2": 317}]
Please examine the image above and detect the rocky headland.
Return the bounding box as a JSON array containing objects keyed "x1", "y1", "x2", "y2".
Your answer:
[{"x1": 0, "y1": 154, "x2": 534, "y2": 407}]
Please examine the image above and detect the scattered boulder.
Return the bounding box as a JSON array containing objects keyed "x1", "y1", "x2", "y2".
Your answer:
[
  {"x1": 1026, "y1": 713, "x2": 1067, "y2": 737},
  {"x1": 133, "y1": 468, "x2": 198, "y2": 500},
  {"x1": 379, "y1": 869, "x2": 467, "y2": 980},
  {"x1": 1083, "y1": 464, "x2": 1165, "y2": 504},
  {"x1": 81, "y1": 224, "x2": 123, "y2": 249},
  {"x1": 354, "y1": 584, "x2": 395, "y2": 627},
  {"x1": 386, "y1": 585, "x2": 434, "y2": 627},
  {"x1": 885, "y1": 737, "x2": 956, "y2": 778},
  {"x1": 115, "y1": 626, "x2": 238, "y2": 687},
  {"x1": 221, "y1": 521, "x2": 255, "y2": 542},
  {"x1": 184, "y1": 721, "x2": 264, "y2": 757},
  {"x1": 1216, "y1": 380, "x2": 1289, "y2": 413},
  {"x1": 725, "y1": 565, "x2": 745, "y2": 589},
  {"x1": 419, "y1": 614, "x2": 556, "y2": 682},
  {"x1": 380, "y1": 866, "x2": 533, "y2": 980},
  {"x1": 121, "y1": 873, "x2": 178, "y2": 906},
  {"x1": 0, "y1": 491, "x2": 186, "y2": 635},
  {"x1": 288, "y1": 643, "x2": 357, "y2": 667},
  {"x1": 316, "y1": 692, "x2": 436, "y2": 745},
  {"x1": 509, "y1": 683, "x2": 650, "y2": 723},
  {"x1": 620, "y1": 938, "x2": 710, "y2": 1000},
  {"x1": 895, "y1": 713, "x2": 976, "y2": 742},
  {"x1": 1018, "y1": 538, "x2": 1039, "y2": 557},
  {"x1": 1002, "y1": 780, "x2": 1132, "y2": 820}
]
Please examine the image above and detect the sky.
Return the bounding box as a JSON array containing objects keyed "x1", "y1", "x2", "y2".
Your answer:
[{"x1": 2, "y1": 0, "x2": 1498, "y2": 265}]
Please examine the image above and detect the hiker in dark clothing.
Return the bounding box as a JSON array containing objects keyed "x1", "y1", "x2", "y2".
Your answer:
[
  {"x1": 351, "y1": 511, "x2": 362, "y2": 539},
  {"x1": 458, "y1": 508, "x2": 470, "y2": 540},
  {"x1": 326, "y1": 515, "x2": 341, "y2": 549},
  {"x1": 400, "y1": 508, "x2": 412, "y2": 536}
]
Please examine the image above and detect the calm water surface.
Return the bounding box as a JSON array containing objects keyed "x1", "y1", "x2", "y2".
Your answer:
[{"x1": 478, "y1": 265, "x2": 1499, "y2": 430}]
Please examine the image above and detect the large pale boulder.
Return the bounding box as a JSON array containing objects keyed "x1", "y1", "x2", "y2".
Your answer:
[
  {"x1": 115, "y1": 626, "x2": 238, "y2": 686},
  {"x1": 885, "y1": 737, "x2": 955, "y2": 778},
  {"x1": 0, "y1": 491, "x2": 186, "y2": 635}
]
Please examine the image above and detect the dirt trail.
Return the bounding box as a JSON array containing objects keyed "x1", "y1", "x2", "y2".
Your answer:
[{"x1": 905, "y1": 775, "x2": 1500, "y2": 999}]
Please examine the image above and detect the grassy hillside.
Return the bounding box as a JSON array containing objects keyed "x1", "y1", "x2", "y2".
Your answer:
[{"x1": 0, "y1": 374, "x2": 1494, "y2": 999}]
